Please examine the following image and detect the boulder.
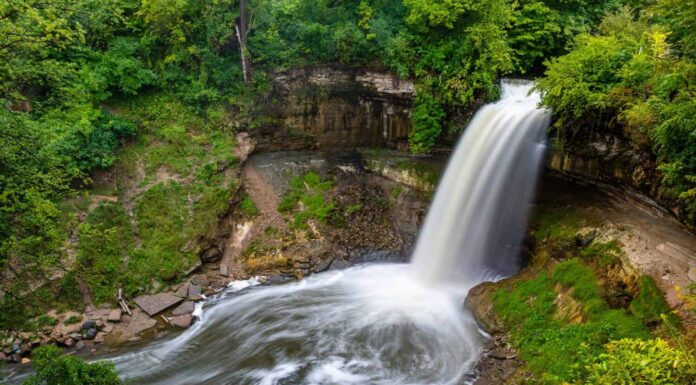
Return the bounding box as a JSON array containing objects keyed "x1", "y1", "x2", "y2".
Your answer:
[
  {"x1": 172, "y1": 301, "x2": 195, "y2": 316},
  {"x1": 170, "y1": 315, "x2": 193, "y2": 328},
  {"x1": 82, "y1": 320, "x2": 97, "y2": 331},
  {"x1": 70, "y1": 333, "x2": 82, "y2": 341},
  {"x1": 75, "y1": 341, "x2": 85, "y2": 351},
  {"x1": 133, "y1": 292, "x2": 184, "y2": 316},
  {"x1": 94, "y1": 332, "x2": 105, "y2": 344},
  {"x1": 85, "y1": 328, "x2": 97, "y2": 340},
  {"x1": 465, "y1": 281, "x2": 505, "y2": 335},
  {"x1": 21, "y1": 357, "x2": 31, "y2": 365},
  {"x1": 107, "y1": 309, "x2": 122, "y2": 322}
]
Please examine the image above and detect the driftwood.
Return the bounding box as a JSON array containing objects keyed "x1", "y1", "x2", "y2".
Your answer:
[{"x1": 117, "y1": 288, "x2": 132, "y2": 315}]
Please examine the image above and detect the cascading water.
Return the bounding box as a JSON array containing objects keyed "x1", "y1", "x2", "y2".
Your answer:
[
  {"x1": 412, "y1": 79, "x2": 550, "y2": 287},
  {"x1": 108, "y1": 80, "x2": 549, "y2": 385}
]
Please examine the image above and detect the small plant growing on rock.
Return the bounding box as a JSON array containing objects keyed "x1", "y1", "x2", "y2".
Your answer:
[{"x1": 63, "y1": 316, "x2": 82, "y2": 325}]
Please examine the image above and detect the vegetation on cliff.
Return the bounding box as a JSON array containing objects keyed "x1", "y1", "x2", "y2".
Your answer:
[
  {"x1": 488, "y1": 205, "x2": 695, "y2": 384},
  {"x1": 537, "y1": 3, "x2": 696, "y2": 223}
]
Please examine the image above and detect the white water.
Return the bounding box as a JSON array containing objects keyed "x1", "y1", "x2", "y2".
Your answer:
[
  {"x1": 108, "y1": 80, "x2": 549, "y2": 385},
  {"x1": 413, "y1": 79, "x2": 549, "y2": 287}
]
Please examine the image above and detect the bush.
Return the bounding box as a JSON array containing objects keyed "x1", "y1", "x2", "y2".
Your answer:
[
  {"x1": 23, "y1": 346, "x2": 122, "y2": 385},
  {"x1": 575, "y1": 338, "x2": 695, "y2": 385}
]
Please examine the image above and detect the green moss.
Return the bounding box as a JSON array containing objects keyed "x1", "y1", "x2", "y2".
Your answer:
[
  {"x1": 530, "y1": 207, "x2": 584, "y2": 244},
  {"x1": 64, "y1": 315, "x2": 82, "y2": 325},
  {"x1": 240, "y1": 194, "x2": 260, "y2": 217},
  {"x1": 580, "y1": 240, "x2": 622, "y2": 267},
  {"x1": 494, "y1": 259, "x2": 651, "y2": 383},
  {"x1": 630, "y1": 275, "x2": 673, "y2": 326}
]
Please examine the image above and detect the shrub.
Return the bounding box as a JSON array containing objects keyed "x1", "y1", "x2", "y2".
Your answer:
[
  {"x1": 23, "y1": 346, "x2": 122, "y2": 385},
  {"x1": 575, "y1": 338, "x2": 695, "y2": 385}
]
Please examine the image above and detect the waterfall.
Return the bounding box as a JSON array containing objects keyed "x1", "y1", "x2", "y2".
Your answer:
[
  {"x1": 412, "y1": 79, "x2": 550, "y2": 287},
  {"x1": 68, "y1": 80, "x2": 550, "y2": 385}
]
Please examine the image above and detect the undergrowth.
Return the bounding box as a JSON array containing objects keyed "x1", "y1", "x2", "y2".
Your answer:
[
  {"x1": 492, "y1": 205, "x2": 691, "y2": 384},
  {"x1": 278, "y1": 172, "x2": 335, "y2": 230}
]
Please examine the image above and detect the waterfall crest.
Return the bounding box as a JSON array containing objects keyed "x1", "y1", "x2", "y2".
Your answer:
[{"x1": 411, "y1": 79, "x2": 550, "y2": 287}]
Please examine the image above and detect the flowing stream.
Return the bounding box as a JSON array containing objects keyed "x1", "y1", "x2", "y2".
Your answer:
[{"x1": 108, "y1": 80, "x2": 550, "y2": 385}]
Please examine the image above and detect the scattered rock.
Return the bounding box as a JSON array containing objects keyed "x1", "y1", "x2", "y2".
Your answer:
[
  {"x1": 94, "y1": 332, "x2": 105, "y2": 344},
  {"x1": 174, "y1": 284, "x2": 189, "y2": 298},
  {"x1": 75, "y1": 341, "x2": 85, "y2": 351},
  {"x1": 85, "y1": 328, "x2": 98, "y2": 340},
  {"x1": 107, "y1": 309, "x2": 122, "y2": 322},
  {"x1": 0, "y1": 352, "x2": 6, "y2": 362},
  {"x1": 172, "y1": 301, "x2": 195, "y2": 316},
  {"x1": 169, "y1": 315, "x2": 193, "y2": 328},
  {"x1": 10, "y1": 353, "x2": 21, "y2": 363},
  {"x1": 102, "y1": 323, "x2": 114, "y2": 333},
  {"x1": 105, "y1": 309, "x2": 157, "y2": 346},
  {"x1": 21, "y1": 357, "x2": 31, "y2": 365},
  {"x1": 187, "y1": 284, "x2": 201, "y2": 298},
  {"x1": 70, "y1": 333, "x2": 82, "y2": 341},
  {"x1": 133, "y1": 292, "x2": 184, "y2": 316},
  {"x1": 220, "y1": 264, "x2": 229, "y2": 277},
  {"x1": 201, "y1": 247, "x2": 221, "y2": 262},
  {"x1": 489, "y1": 349, "x2": 513, "y2": 360},
  {"x1": 82, "y1": 320, "x2": 97, "y2": 331}
]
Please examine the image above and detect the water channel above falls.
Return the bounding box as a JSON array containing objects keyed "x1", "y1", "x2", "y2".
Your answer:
[{"x1": 104, "y1": 80, "x2": 551, "y2": 385}]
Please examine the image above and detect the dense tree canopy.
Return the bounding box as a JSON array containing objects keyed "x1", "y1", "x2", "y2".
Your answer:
[{"x1": 0, "y1": 0, "x2": 694, "y2": 329}]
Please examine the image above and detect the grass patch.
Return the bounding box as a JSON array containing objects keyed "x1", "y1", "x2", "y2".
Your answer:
[
  {"x1": 494, "y1": 258, "x2": 651, "y2": 383},
  {"x1": 278, "y1": 172, "x2": 335, "y2": 230},
  {"x1": 240, "y1": 194, "x2": 260, "y2": 217},
  {"x1": 64, "y1": 315, "x2": 82, "y2": 325}
]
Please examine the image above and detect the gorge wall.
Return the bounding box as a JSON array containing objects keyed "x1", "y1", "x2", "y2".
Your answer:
[
  {"x1": 256, "y1": 66, "x2": 414, "y2": 151},
  {"x1": 255, "y1": 66, "x2": 691, "y2": 230}
]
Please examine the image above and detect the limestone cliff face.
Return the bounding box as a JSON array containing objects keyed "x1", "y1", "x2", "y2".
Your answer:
[
  {"x1": 546, "y1": 131, "x2": 692, "y2": 230},
  {"x1": 256, "y1": 66, "x2": 414, "y2": 151}
]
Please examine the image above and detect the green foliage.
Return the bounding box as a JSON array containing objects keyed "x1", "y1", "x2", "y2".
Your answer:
[
  {"x1": 630, "y1": 275, "x2": 673, "y2": 325},
  {"x1": 575, "y1": 337, "x2": 695, "y2": 385},
  {"x1": 63, "y1": 315, "x2": 82, "y2": 325},
  {"x1": 494, "y1": 258, "x2": 651, "y2": 383},
  {"x1": 537, "y1": 6, "x2": 696, "y2": 223},
  {"x1": 278, "y1": 172, "x2": 335, "y2": 230},
  {"x1": 23, "y1": 345, "x2": 122, "y2": 385},
  {"x1": 410, "y1": 92, "x2": 446, "y2": 153},
  {"x1": 240, "y1": 194, "x2": 260, "y2": 217}
]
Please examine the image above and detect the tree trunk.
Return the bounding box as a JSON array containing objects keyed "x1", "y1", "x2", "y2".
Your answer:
[{"x1": 237, "y1": 0, "x2": 251, "y2": 84}]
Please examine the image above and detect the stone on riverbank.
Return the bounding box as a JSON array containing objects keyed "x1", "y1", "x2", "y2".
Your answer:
[
  {"x1": 134, "y1": 292, "x2": 183, "y2": 316},
  {"x1": 172, "y1": 301, "x2": 195, "y2": 316},
  {"x1": 170, "y1": 315, "x2": 192, "y2": 328}
]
